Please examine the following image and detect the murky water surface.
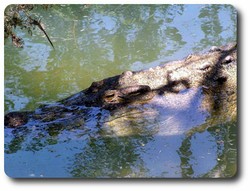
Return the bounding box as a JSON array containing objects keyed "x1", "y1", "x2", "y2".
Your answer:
[{"x1": 4, "y1": 4, "x2": 237, "y2": 178}]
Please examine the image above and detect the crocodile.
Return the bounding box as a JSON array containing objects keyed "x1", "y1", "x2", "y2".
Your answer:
[{"x1": 4, "y1": 43, "x2": 237, "y2": 138}]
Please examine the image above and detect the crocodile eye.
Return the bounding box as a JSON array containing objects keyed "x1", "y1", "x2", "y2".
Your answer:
[
  {"x1": 103, "y1": 90, "x2": 117, "y2": 102},
  {"x1": 126, "y1": 91, "x2": 141, "y2": 97},
  {"x1": 103, "y1": 92, "x2": 115, "y2": 99},
  {"x1": 104, "y1": 93, "x2": 115, "y2": 98}
]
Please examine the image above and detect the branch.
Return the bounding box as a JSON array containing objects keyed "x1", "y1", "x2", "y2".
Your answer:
[{"x1": 28, "y1": 17, "x2": 55, "y2": 49}]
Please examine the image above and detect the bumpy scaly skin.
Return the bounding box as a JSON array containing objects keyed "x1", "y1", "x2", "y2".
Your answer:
[
  {"x1": 4, "y1": 43, "x2": 237, "y2": 129},
  {"x1": 102, "y1": 85, "x2": 153, "y2": 108}
]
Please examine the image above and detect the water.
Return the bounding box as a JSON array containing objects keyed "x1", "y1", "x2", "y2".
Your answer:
[{"x1": 4, "y1": 4, "x2": 237, "y2": 178}]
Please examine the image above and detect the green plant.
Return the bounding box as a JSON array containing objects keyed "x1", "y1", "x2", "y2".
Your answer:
[{"x1": 4, "y1": 4, "x2": 54, "y2": 48}]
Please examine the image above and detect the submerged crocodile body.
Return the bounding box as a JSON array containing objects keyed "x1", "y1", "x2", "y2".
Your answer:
[{"x1": 4, "y1": 43, "x2": 237, "y2": 137}]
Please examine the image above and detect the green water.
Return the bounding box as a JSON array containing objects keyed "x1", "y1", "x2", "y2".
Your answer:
[{"x1": 4, "y1": 4, "x2": 237, "y2": 178}]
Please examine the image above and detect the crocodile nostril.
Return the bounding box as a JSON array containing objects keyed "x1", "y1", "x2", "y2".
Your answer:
[{"x1": 122, "y1": 71, "x2": 133, "y2": 77}]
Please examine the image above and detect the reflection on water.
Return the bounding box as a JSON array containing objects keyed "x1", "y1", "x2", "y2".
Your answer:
[
  {"x1": 178, "y1": 121, "x2": 237, "y2": 178},
  {"x1": 4, "y1": 4, "x2": 237, "y2": 178},
  {"x1": 4, "y1": 118, "x2": 237, "y2": 178}
]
